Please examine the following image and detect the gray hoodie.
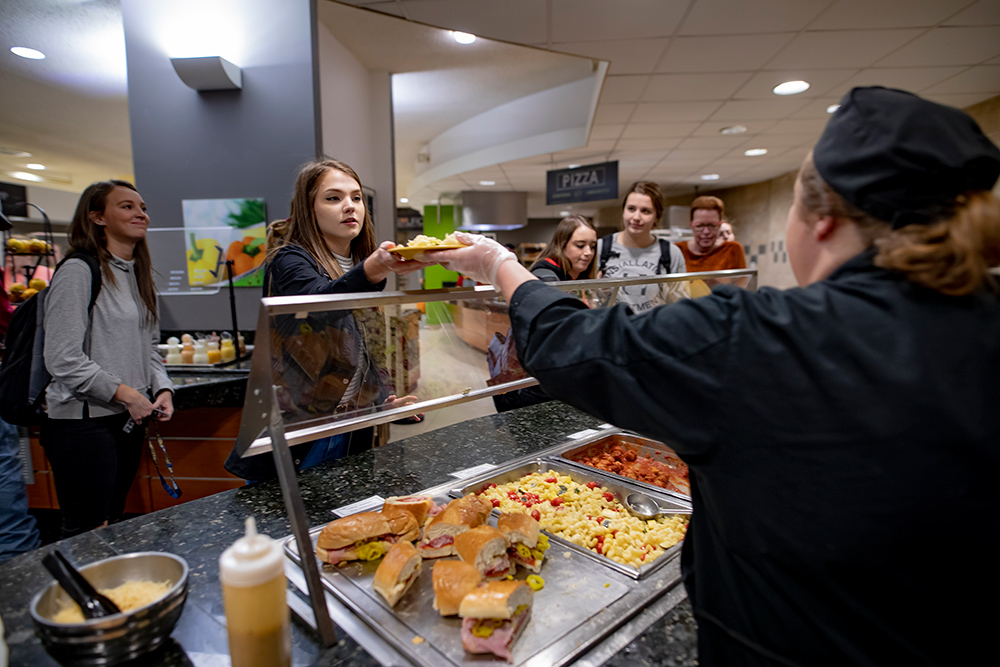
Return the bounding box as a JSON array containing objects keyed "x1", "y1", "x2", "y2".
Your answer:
[{"x1": 43, "y1": 255, "x2": 172, "y2": 419}]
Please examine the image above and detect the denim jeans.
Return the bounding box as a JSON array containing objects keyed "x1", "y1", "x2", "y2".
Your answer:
[
  {"x1": 298, "y1": 434, "x2": 349, "y2": 471},
  {"x1": 0, "y1": 417, "x2": 40, "y2": 562}
]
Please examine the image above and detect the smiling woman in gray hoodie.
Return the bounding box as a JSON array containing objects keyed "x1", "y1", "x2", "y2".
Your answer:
[{"x1": 41, "y1": 180, "x2": 173, "y2": 538}]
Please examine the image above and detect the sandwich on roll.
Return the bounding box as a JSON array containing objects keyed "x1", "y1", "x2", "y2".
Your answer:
[
  {"x1": 382, "y1": 495, "x2": 442, "y2": 526},
  {"x1": 497, "y1": 512, "x2": 550, "y2": 573},
  {"x1": 372, "y1": 541, "x2": 422, "y2": 607},
  {"x1": 454, "y1": 525, "x2": 512, "y2": 580},
  {"x1": 418, "y1": 494, "x2": 492, "y2": 558},
  {"x1": 431, "y1": 560, "x2": 483, "y2": 616},
  {"x1": 459, "y1": 580, "x2": 534, "y2": 662},
  {"x1": 315, "y1": 508, "x2": 419, "y2": 566}
]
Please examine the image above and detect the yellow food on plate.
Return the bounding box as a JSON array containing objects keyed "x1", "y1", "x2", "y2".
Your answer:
[
  {"x1": 52, "y1": 579, "x2": 172, "y2": 624},
  {"x1": 402, "y1": 233, "x2": 464, "y2": 248},
  {"x1": 477, "y1": 470, "x2": 688, "y2": 569}
]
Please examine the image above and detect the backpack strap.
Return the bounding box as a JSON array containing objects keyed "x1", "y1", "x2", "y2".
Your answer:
[
  {"x1": 656, "y1": 238, "x2": 674, "y2": 275},
  {"x1": 598, "y1": 234, "x2": 616, "y2": 274}
]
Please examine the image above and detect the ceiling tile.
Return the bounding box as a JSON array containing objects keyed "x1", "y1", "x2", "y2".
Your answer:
[
  {"x1": 943, "y1": 0, "x2": 1000, "y2": 27},
  {"x1": 680, "y1": 0, "x2": 829, "y2": 35},
  {"x1": 690, "y1": 120, "x2": 779, "y2": 137},
  {"x1": 658, "y1": 34, "x2": 795, "y2": 73},
  {"x1": 835, "y1": 66, "x2": 967, "y2": 93},
  {"x1": 732, "y1": 69, "x2": 858, "y2": 99},
  {"x1": 590, "y1": 124, "x2": 625, "y2": 140},
  {"x1": 614, "y1": 138, "x2": 683, "y2": 151},
  {"x1": 631, "y1": 101, "x2": 724, "y2": 122},
  {"x1": 552, "y1": 0, "x2": 688, "y2": 42},
  {"x1": 677, "y1": 136, "x2": 751, "y2": 150},
  {"x1": 709, "y1": 98, "x2": 812, "y2": 121},
  {"x1": 787, "y1": 98, "x2": 843, "y2": 120},
  {"x1": 810, "y1": 0, "x2": 971, "y2": 30},
  {"x1": 922, "y1": 66, "x2": 1000, "y2": 95},
  {"x1": 594, "y1": 103, "x2": 636, "y2": 123},
  {"x1": 600, "y1": 75, "x2": 649, "y2": 103},
  {"x1": 554, "y1": 38, "x2": 669, "y2": 75},
  {"x1": 876, "y1": 27, "x2": 1000, "y2": 67},
  {"x1": 919, "y1": 92, "x2": 1000, "y2": 109},
  {"x1": 621, "y1": 122, "x2": 700, "y2": 139},
  {"x1": 642, "y1": 72, "x2": 752, "y2": 102},
  {"x1": 760, "y1": 118, "x2": 829, "y2": 135},
  {"x1": 399, "y1": 0, "x2": 548, "y2": 44},
  {"x1": 767, "y1": 29, "x2": 925, "y2": 70},
  {"x1": 342, "y1": 1, "x2": 407, "y2": 18}
]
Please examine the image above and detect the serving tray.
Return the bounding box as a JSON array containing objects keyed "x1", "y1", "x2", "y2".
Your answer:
[{"x1": 552, "y1": 431, "x2": 692, "y2": 503}]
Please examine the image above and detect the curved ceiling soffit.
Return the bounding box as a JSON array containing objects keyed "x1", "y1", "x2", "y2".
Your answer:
[{"x1": 407, "y1": 60, "x2": 608, "y2": 197}]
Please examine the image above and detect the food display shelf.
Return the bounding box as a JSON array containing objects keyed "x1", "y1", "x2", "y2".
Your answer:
[
  {"x1": 449, "y1": 458, "x2": 688, "y2": 581},
  {"x1": 551, "y1": 430, "x2": 692, "y2": 504},
  {"x1": 282, "y1": 445, "x2": 692, "y2": 667}
]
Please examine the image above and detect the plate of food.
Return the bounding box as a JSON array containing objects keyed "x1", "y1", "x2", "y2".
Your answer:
[{"x1": 389, "y1": 234, "x2": 469, "y2": 260}]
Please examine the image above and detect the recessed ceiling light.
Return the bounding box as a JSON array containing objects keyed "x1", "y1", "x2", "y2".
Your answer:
[
  {"x1": 559, "y1": 211, "x2": 571, "y2": 216},
  {"x1": 453, "y1": 31, "x2": 476, "y2": 45},
  {"x1": 720, "y1": 125, "x2": 747, "y2": 135},
  {"x1": 701, "y1": 174, "x2": 721, "y2": 181},
  {"x1": 827, "y1": 104, "x2": 841, "y2": 114},
  {"x1": 11, "y1": 46, "x2": 45, "y2": 60},
  {"x1": 773, "y1": 80, "x2": 810, "y2": 96},
  {"x1": 26, "y1": 163, "x2": 46, "y2": 170},
  {"x1": 399, "y1": 197, "x2": 409, "y2": 204},
  {"x1": 479, "y1": 180, "x2": 495, "y2": 186},
  {"x1": 430, "y1": 199, "x2": 439, "y2": 204},
  {"x1": 568, "y1": 164, "x2": 581, "y2": 169},
  {"x1": 8, "y1": 171, "x2": 44, "y2": 183},
  {"x1": 744, "y1": 149, "x2": 767, "y2": 157}
]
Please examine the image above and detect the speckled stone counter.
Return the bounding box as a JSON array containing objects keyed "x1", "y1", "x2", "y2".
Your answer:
[
  {"x1": 168, "y1": 367, "x2": 249, "y2": 410},
  {"x1": 0, "y1": 402, "x2": 697, "y2": 666}
]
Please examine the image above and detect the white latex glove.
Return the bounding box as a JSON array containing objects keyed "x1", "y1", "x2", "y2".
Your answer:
[{"x1": 433, "y1": 232, "x2": 518, "y2": 285}]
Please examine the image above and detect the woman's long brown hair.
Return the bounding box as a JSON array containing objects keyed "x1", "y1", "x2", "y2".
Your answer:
[
  {"x1": 68, "y1": 180, "x2": 157, "y2": 323},
  {"x1": 532, "y1": 215, "x2": 598, "y2": 279},
  {"x1": 266, "y1": 159, "x2": 377, "y2": 281},
  {"x1": 799, "y1": 155, "x2": 1000, "y2": 296}
]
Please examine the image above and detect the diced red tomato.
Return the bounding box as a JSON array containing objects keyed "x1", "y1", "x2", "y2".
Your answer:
[
  {"x1": 544, "y1": 477, "x2": 557, "y2": 483},
  {"x1": 587, "y1": 482, "x2": 598, "y2": 489},
  {"x1": 531, "y1": 509, "x2": 541, "y2": 521},
  {"x1": 491, "y1": 499, "x2": 501, "y2": 508},
  {"x1": 603, "y1": 492, "x2": 614, "y2": 502},
  {"x1": 550, "y1": 497, "x2": 563, "y2": 506}
]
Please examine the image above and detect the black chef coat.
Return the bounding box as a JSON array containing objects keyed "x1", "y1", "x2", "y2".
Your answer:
[{"x1": 508, "y1": 249, "x2": 1000, "y2": 666}]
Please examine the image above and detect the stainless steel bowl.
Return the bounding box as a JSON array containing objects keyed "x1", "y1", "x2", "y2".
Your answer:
[{"x1": 29, "y1": 551, "x2": 189, "y2": 666}]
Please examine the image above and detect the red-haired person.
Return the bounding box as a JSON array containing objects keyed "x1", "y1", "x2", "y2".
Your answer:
[{"x1": 676, "y1": 196, "x2": 746, "y2": 272}]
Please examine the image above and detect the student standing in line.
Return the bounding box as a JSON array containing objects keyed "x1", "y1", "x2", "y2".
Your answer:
[
  {"x1": 436, "y1": 86, "x2": 1000, "y2": 666},
  {"x1": 717, "y1": 220, "x2": 736, "y2": 243},
  {"x1": 235, "y1": 159, "x2": 425, "y2": 476},
  {"x1": 676, "y1": 196, "x2": 747, "y2": 272},
  {"x1": 598, "y1": 181, "x2": 687, "y2": 312},
  {"x1": 42, "y1": 180, "x2": 173, "y2": 539}
]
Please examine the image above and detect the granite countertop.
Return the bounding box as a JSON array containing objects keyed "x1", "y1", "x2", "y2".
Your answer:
[
  {"x1": 168, "y1": 363, "x2": 250, "y2": 410},
  {"x1": 0, "y1": 402, "x2": 697, "y2": 666}
]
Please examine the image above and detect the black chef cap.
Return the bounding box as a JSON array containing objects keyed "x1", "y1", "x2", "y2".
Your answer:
[{"x1": 813, "y1": 86, "x2": 1000, "y2": 229}]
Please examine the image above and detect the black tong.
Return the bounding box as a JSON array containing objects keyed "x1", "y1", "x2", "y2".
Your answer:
[{"x1": 41, "y1": 550, "x2": 122, "y2": 619}]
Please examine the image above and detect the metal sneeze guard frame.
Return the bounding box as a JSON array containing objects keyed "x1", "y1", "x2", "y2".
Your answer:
[{"x1": 229, "y1": 267, "x2": 755, "y2": 652}]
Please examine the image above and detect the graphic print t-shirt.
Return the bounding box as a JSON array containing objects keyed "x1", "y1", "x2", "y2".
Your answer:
[{"x1": 602, "y1": 238, "x2": 667, "y2": 313}]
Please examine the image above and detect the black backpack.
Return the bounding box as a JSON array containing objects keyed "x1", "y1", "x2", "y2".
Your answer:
[
  {"x1": 598, "y1": 234, "x2": 675, "y2": 275},
  {"x1": 0, "y1": 253, "x2": 101, "y2": 426}
]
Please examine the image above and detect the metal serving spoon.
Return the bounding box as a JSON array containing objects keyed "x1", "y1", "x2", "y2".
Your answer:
[
  {"x1": 41, "y1": 550, "x2": 122, "y2": 619},
  {"x1": 625, "y1": 492, "x2": 692, "y2": 520}
]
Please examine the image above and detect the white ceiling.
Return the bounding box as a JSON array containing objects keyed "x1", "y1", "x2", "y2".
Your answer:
[{"x1": 2, "y1": 0, "x2": 1000, "y2": 219}]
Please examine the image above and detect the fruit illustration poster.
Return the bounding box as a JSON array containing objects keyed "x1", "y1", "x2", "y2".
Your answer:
[{"x1": 181, "y1": 198, "x2": 267, "y2": 287}]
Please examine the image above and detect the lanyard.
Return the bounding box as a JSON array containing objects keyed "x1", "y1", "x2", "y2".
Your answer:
[{"x1": 146, "y1": 423, "x2": 182, "y2": 499}]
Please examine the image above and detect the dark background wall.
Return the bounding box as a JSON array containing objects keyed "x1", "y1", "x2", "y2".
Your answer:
[{"x1": 121, "y1": 0, "x2": 319, "y2": 331}]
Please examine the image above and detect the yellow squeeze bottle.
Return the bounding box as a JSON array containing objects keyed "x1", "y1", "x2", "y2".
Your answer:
[
  {"x1": 220, "y1": 338, "x2": 237, "y2": 363},
  {"x1": 219, "y1": 517, "x2": 291, "y2": 667}
]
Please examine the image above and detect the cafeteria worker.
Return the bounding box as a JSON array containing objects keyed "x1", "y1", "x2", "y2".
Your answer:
[{"x1": 436, "y1": 87, "x2": 1000, "y2": 666}]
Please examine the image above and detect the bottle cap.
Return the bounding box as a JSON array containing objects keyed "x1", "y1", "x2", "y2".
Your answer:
[{"x1": 219, "y1": 517, "x2": 284, "y2": 588}]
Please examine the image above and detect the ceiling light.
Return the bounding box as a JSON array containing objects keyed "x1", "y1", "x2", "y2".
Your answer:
[
  {"x1": 720, "y1": 125, "x2": 747, "y2": 135},
  {"x1": 479, "y1": 180, "x2": 495, "y2": 186},
  {"x1": 559, "y1": 211, "x2": 571, "y2": 216},
  {"x1": 773, "y1": 80, "x2": 810, "y2": 96},
  {"x1": 11, "y1": 47, "x2": 45, "y2": 60},
  {"x1": 431, "y1": 199, "x2": 439, "y2": 204},
  {"x1": 827, "y1": 104, "x2": 841, "y2": 114},
  {"x1": 568, "y1": 164, "x2": 581, "y2": 169},
  {"x1": 26, "y1": 163, "x2": 46, "y2": 170},
  {"x1": 701, "y1": 174, "x2": 721, "y2": 181},
  {"x1": 399, "y1": 197, "x2": 409, "y2": 204},
  {"x1": 453, "y1": 31, "x2": 477, "y2": 45},
  {"x1": 8, "y1": 171, "x2": 44, "y2": 183},
  {"x1": 744, "y1": 149, "x2": 767, "y2": 157}
]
